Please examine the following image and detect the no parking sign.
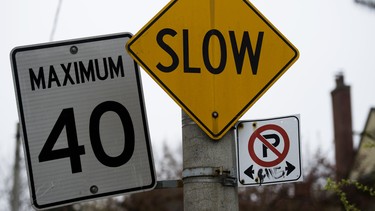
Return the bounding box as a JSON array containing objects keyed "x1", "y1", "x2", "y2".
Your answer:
[{"x1": 236, "y1": 115, "x2": 302, "y2": 186}]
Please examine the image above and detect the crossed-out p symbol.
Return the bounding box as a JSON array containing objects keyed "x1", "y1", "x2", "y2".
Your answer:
[{"x1": 248, "y1": 124, "x2": 290, "y2": 167}]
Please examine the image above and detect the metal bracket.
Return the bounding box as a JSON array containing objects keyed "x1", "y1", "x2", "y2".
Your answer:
[{"x1": 182, "y1": 167, "x2": 237, "y2": 187}]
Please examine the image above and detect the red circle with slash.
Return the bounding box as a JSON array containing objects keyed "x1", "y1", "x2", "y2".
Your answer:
[{"x1": 248, "y1": 124, "x2": 290, "y2": 167}]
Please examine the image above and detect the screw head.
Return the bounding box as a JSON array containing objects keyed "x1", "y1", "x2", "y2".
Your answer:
[
  {"x1": 212, "y1": 111, "x2": 219, "y2": 119},
  {"x1": 90, "y1": 185, "x2": 98, "y2": 194},
  {"x1": 238, "y1": 123, "x2": 244, "y2": 129},
  {"x1": 70, "y1": 46, "x2": 78, "y2": 54}
]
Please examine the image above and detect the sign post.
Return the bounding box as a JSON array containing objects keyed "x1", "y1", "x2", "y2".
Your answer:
[
  {"x1": 182, "y1": 111, "x2": 238, "y2": 210},
  {"x1": 11, "y1": 33, "x2": 156, "y2": 209}
]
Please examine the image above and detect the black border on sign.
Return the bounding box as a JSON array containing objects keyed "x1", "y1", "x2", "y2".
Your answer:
[
  {"x1": 127, "y1": 0, "x2": 299, "y2": 139},
  {"x1": 235, "y1": 115, "x2": 302, "y2": 186},
  {"x1": 10, "y1": 33, "x2": 156, "y2": 210}
]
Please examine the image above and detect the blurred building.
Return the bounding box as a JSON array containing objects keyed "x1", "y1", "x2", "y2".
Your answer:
[
  {"x1": 331, "y1": 73, "x2": 355, "y2": 180},
  {"x1": 349, "y1": 108, "x2": 375, "y2": 183},
  {"x1": 331, "y1": 73, "x2": 375, "y2": 210},
  {"x1": 331, "y1": 73, "x2": 375, "y2": 184}
]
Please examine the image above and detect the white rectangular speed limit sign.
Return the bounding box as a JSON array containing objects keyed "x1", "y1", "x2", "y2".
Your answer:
[{"x1": 11, "y1": 33, "x2": 156, "y2": 209}]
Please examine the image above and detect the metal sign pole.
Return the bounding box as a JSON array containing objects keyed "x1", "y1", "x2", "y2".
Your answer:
[{"x1": 182, "y1": 111, "x2": 238, "y2": 210}]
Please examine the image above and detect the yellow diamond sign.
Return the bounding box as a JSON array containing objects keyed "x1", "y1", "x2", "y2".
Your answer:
[{"x1": 126, "y1": 0, "x2": 299, "y2": 140}]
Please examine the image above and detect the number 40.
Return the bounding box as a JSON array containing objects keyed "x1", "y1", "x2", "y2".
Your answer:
[{"x1": 38, "y1": 101, "x2": 135, "y2": 173}]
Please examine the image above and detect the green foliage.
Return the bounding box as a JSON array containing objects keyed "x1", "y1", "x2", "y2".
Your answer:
[
  {"x1": 325, "y1": 178, "x2": 375, "y2": 211},
  {"x1": 363, "y1": 142, "x2": 375, "y2": 148}
]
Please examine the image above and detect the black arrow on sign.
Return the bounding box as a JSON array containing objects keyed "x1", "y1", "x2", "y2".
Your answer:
[
  {"x1": 244, "y1": 165, "x2": 254, "y2": 179},
  {"x1": 285, "y1": 161, "x2": 296, "y2": 176}
]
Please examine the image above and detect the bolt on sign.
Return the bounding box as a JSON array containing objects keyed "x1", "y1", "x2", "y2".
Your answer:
[
  {"x1": 127, "y1": 0, "x2": 299, "y2": 140},
  {"x1": 236, "y1": 115, "x2": 302, "y2": 186},
  {"x1": 10, "y1": 33, "x2": 156, "y2": 209}
]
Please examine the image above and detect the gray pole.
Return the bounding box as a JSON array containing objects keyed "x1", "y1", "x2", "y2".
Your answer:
[
  {"x1": 182, "y1": 111, "x2": 238, "y2": 211},
  {"x1": 11, "y1": 123, "x2": 21, "y2": 211}
]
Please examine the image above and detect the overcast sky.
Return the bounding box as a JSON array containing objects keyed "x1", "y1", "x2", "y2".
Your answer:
[{"x1": 1, "y1": 0, "x2": 375, "y2": 203}]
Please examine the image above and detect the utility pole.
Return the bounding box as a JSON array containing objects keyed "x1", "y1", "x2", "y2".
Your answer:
[
  {"x1": 182, "y1": 111, "x2": 238, "y2": 210},
  {"x1": 11, "y1": 123, "x2": 21, "y2": 211}
]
